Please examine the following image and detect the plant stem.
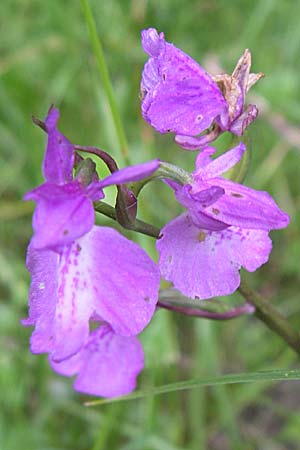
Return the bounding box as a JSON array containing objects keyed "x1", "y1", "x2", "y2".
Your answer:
[
  {"x1": 94, "y1": 201, "x2": 160, "y2": 238},
  {"x1": 81, "y1": 0, "x2": 130, "y2": 165},
  {"x1": 74, "y1": 145, "x2": 119, "y2": 173},
  {"x1": 157, "y1": 300, "x2": 255, "y2": 321},
  {"x1": 239, "y1": 280, "x2": 300, "y2": 355}
]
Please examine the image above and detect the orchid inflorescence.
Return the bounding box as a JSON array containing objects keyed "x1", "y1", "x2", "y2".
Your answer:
[{"x1": 23, "y1": 28, "x2": 290, "y2": 398}]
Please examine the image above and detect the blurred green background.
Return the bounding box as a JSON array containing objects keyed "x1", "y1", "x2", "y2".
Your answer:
[{"x1": 1, "y1": 0, "x2": 300, "y2": 449}]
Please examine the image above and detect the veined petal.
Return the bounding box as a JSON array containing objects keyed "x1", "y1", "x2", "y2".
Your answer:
[
  {"x1": 157, "y1": 214, "x2": 272, "y2": 299},
  {"x1": 24, "y1": 225, "x2": 159, "y2": 362},
  {"x1": 141, "y1": 28, "x2": 228, "y2": 139},
  {"x1": 50, "y1": 324, "x2": 144, "y2": 397},
  {"x1": 142, "y1": 79, "x2": 228, "y2": 136},
  {"x1": 22, "y1": 244, "x2": 57, "y2": 354},
  {"x1": 82, "y1": 226, "x2": 160, "y2": 336},
  {"x1": 43, "y1": 107, "x2": 75, "y2": 184},
  {"x1": 25, "y1": 181, "x2": 94, "y2": 250},
  {"x1": 202, "y1": 178, "x2": 290, "y2": 231},
  {"x1": 52, "y1": 242, "x2": 96, "y2": 361},
  {"x1": 99, "y1": 160, "x2": 160, "y2": 188}
]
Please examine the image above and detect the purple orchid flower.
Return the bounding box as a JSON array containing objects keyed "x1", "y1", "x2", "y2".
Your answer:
[
  {"x1": 156, "y1": 143, "x2": 289, "y2": 299},
  {"x1": 23, "y1": 108, "x2": 160, "y2": 397},
  {"x1": 50, "y1": 323, "x2": 144, "y2": 398},
  {"x1": 23, "y1": 227, "x2": 157, "y2": 396},
  {"x1": 25, "y1": 108, "x2": 160, "y2": 251},
  {"x1": 140, "y1": 28, "x2": 263, "y2": 150}
]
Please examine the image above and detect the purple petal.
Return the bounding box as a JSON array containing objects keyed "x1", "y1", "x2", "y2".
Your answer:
[
  {"x1": 99, "y1": 160, "x2": 160, "y2": 188},
  {"x1": 175, "y1": 184, "x2": 228, "y2": 231},
  {"x1": 50, "y1": 324, "x2": 144, "y2": 397},
  {"x1": 51, "y1": 241, "x2": 96, "y2": 361},
  {"x1": 82, "y1": 226, "x2": 160, "y2": 336},
  {"x1": 43, "y1": 107, "x2": 75, "y2": 184},
  {"x1": 175, "y1": 132, "x2": 219, "y2": 151},
  {"x1": 200, "y1": 178, "x2": 290, "y2": 231},
  {"x1": 141, "y1": 28, "x2": 228, "y2": 139},
  {"x1": 142, "y1": 79, "x2": 228, "y2": 136},
  {"x1": 188, "y1": 185, "x2": 225, "y2": 207},
  {"x1": 157, "y1": 214, "x2": 272, "y2": 299},
  {"x1": 22, "y1": 244, "x2": 58, "y2": 354},
  {"x1": 141, "y1": 28, "x2": 165, "y2": 57},
  {"x1": 194, "y1": 147, "x2": 217, "y2": 170},
  {"x1": 23, "y1": 225, "x2": 159, "y2": 362},
  {"x1": 195, "y1": 143, "x2": 246, "y2": 179},
  {"x1": 24, "y1": 181, "x2": 95, "y2": 250}
]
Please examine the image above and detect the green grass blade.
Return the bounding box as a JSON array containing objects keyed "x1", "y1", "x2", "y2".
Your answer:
[
  {"x1": 81, "y1": 0, "x2": 129, "y2": 165},
  {"x1": 86, "y1": 369, "x2": 300, "y2": 406}
]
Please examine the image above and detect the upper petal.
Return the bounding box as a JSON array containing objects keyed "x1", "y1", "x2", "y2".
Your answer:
[
  {"x1": 201, "y1": 178, "x2": 290, "y2": 231},
  {"x1": 43, "y1": 107, "x2": 75, "y2": 184},
  {"x1": 142, "y1": 78, "x2": 228, "y2": 137},
  {"x1": 25, "y1": 181, "x2": 95, "y2": 250},
  {"x1": 50, "y1": 324, "x2": 144, "y2": 397},
  {"x1": 99, "y1": 160, "x2": 160, "y2": 188},
  {"x1": 195, "y1": 143, "x2": 246, "y2": 179},
  {"x1": 157, "y1": 213, "x2": 272, "y2": 299},
  {"x1": 141, "y1": 28, "x2": 228, "y2": 139}
]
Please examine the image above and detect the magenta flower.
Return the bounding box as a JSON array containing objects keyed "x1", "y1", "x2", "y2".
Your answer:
[
  {"x1": 141, "y1": 28, "x2": 262, "y2": 150},
  {"x1": 50, "y1": 324, "x2": 144, "y2": 398},
  {"x1": 25, "y1": 107, "x2": 159, "y2": 251},
  {"x1": 23, "y1": 108, "x2": 160, "y2": 397},
  {"x1": 156, "y1": 144, "x2": 289, "y2": 299},
  {"x1": 24, "y1": 227, "x2": 160, "y2": 359}
]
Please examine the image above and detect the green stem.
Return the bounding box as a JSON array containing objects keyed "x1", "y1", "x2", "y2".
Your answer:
[
  {"x1": 81, "y1": 0, "x2": 130, "y2": 165},
  {"x1": 239, "y1": 280, "x2": 300, "y2": 355},
  {"x1": 94, "y1": 201, "x2": 160, "y2": 238}
]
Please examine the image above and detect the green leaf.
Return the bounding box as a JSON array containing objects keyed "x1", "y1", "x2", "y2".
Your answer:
[{"x1": 85, "y1": 369, "x2": 300, "y2": 406}]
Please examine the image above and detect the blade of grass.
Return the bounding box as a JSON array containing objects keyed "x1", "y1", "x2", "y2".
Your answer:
[
  {"x1": 86, "y1": 369, "x2": 300, "y2": 406},
  {"x1": 81, "y1": 0, "x2": 130, "y2": 165}
]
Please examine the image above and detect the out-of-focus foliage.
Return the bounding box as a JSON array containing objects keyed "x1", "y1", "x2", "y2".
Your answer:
[{"x1": 1, "y1": 0, "x2": 300, "y2": 449}]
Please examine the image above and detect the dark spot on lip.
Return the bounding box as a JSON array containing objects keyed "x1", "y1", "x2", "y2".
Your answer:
[
  {"x1": 144, "y1": 296, "x2": 150, "y2": 302},
  {"x1": 197, "y1": 231, "x2": 206, "y2": 242},
  {"x1": 212, "y1": 208, "x2": 220, "y2": 215},
  {"x1": 162, "y1": 73, "x2": 166, "y2": 80},
  {"x1": 76, "y1": 244, "x2": 82, "y2": 253},
  {"x1": 231, "y1": 192, "x2": 243, "y2": 198},
  {"x1": 63, "y1": 229, "x2": 68, "y2": 235}
]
